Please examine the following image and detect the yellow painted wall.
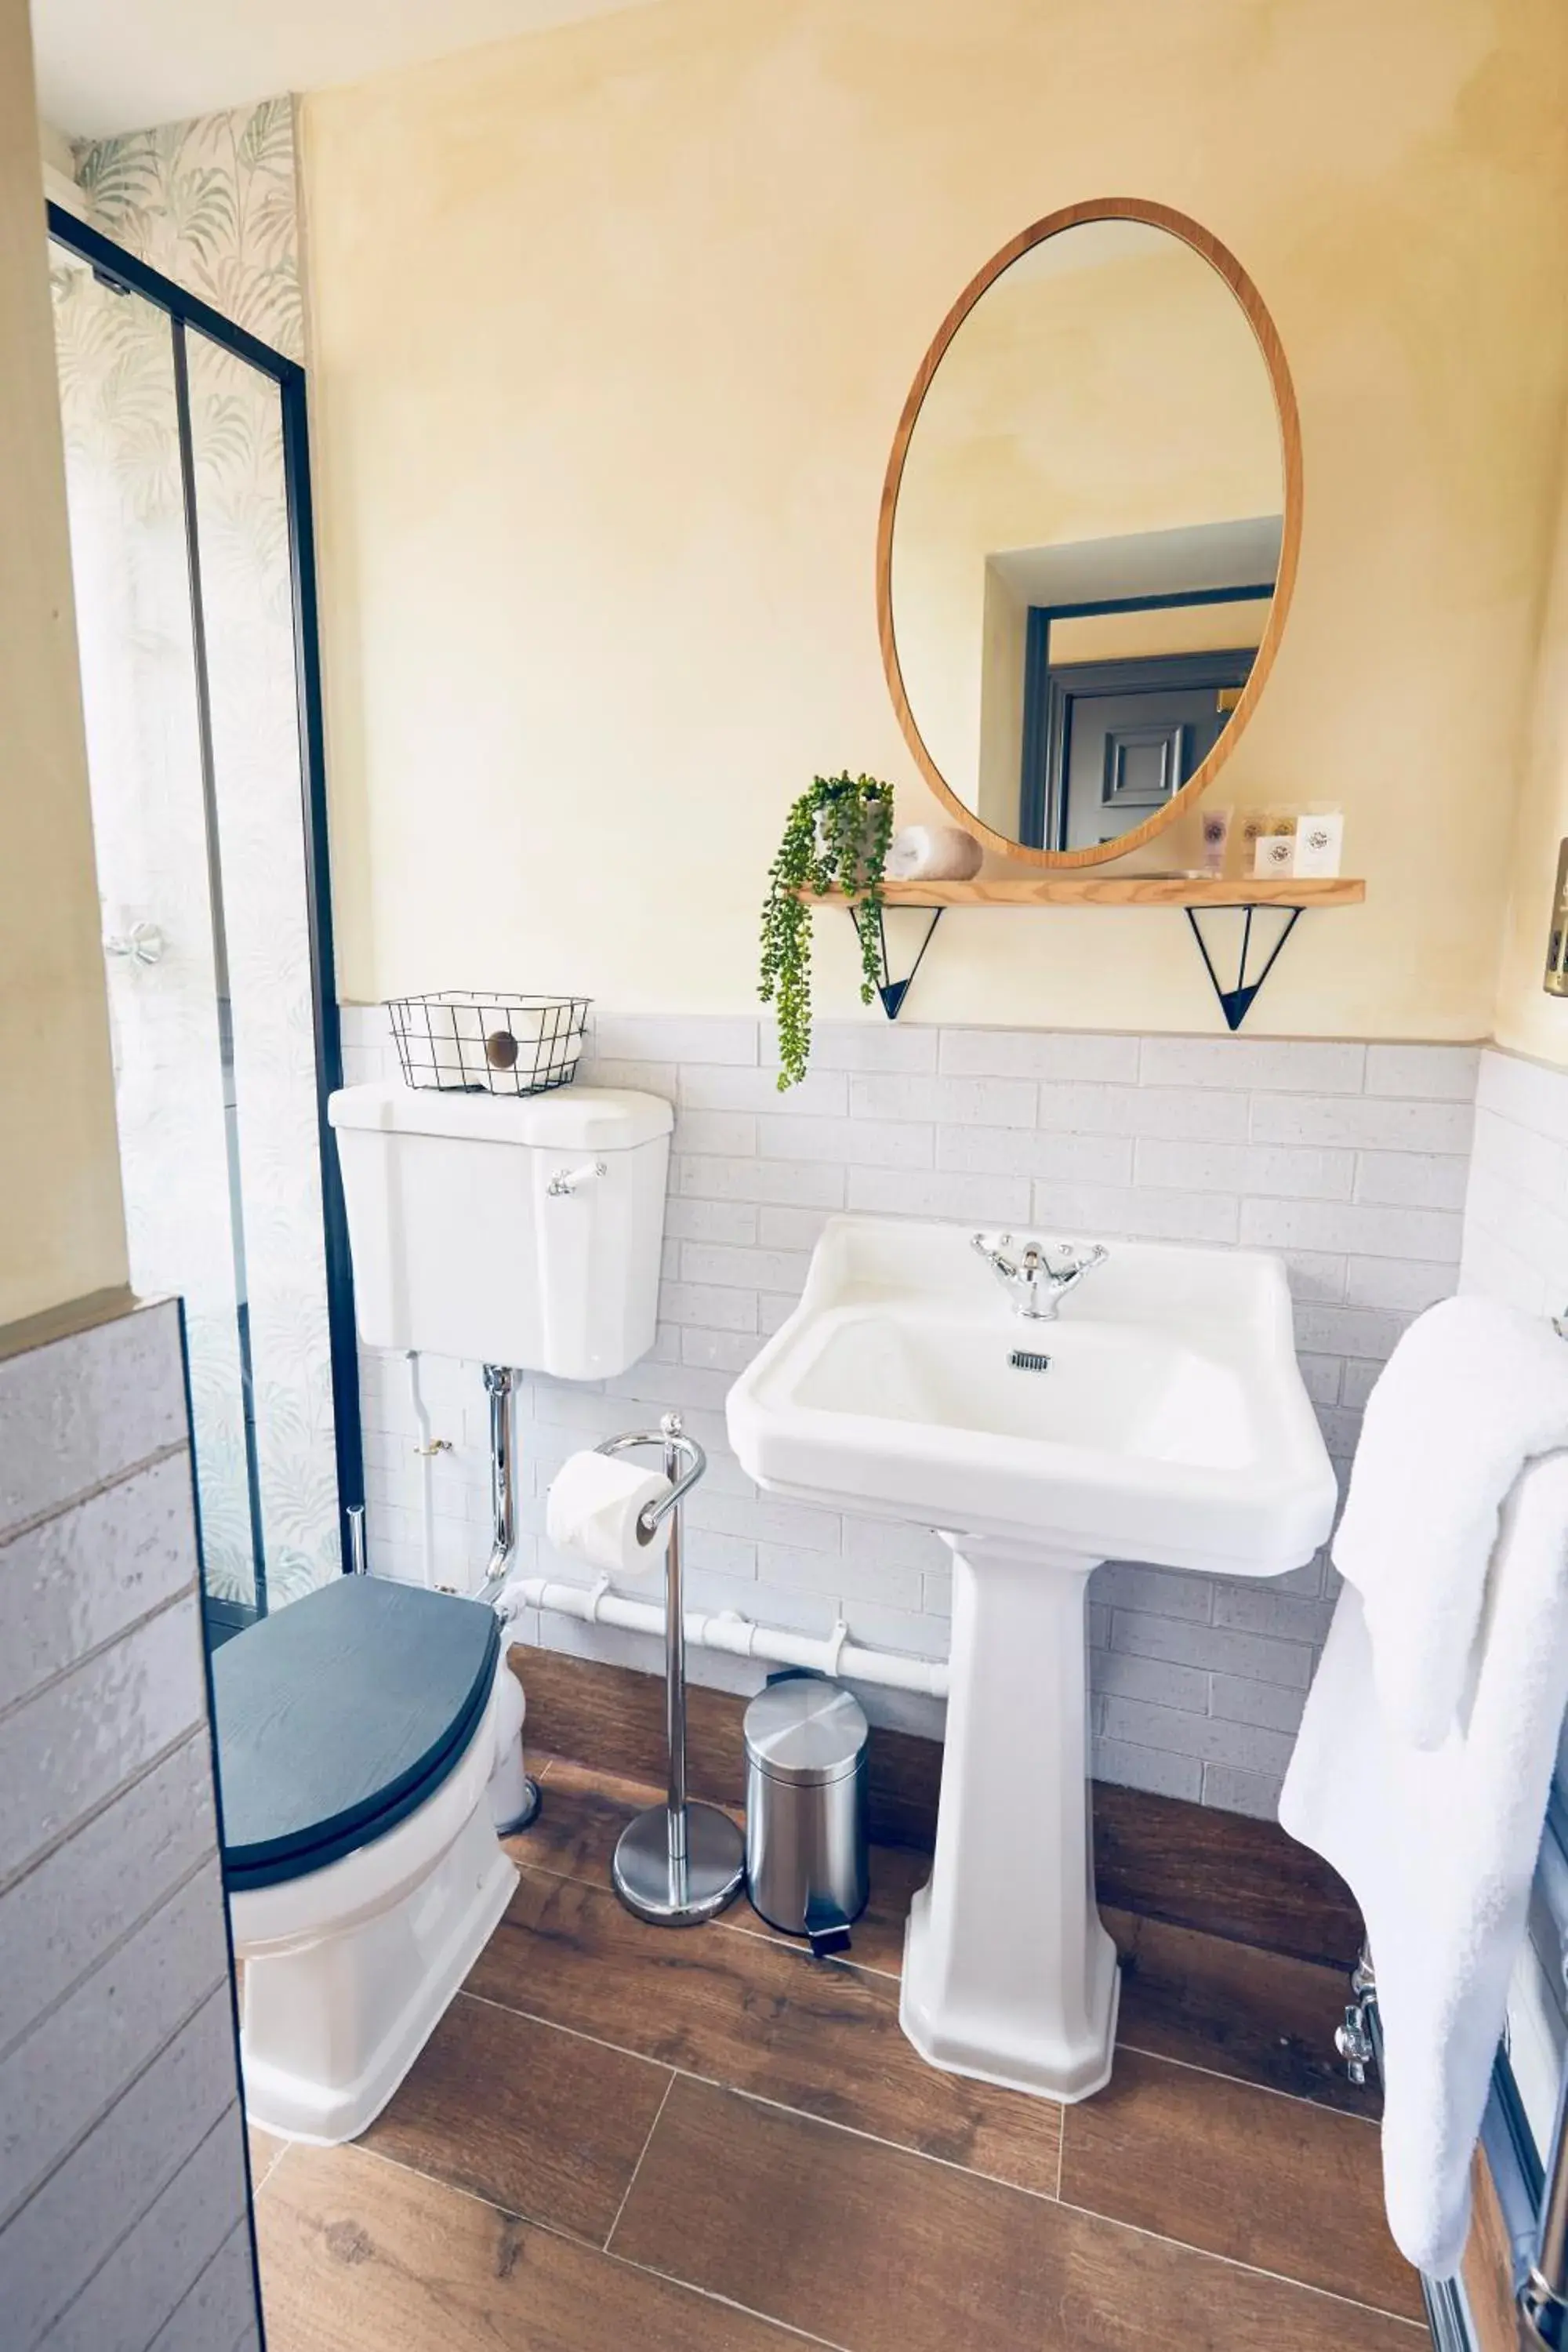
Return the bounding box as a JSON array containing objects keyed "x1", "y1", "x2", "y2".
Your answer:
[
  {"x1": 301, "y1": 0, "x2": 1568, "y2": 1037},
  {"x1": 1493, "y1": 419, "x2": 1568, "y2": 1066},
  {"x1": 1052, "y1": 601, "x2": 1269, "y2": 665},
  {"x1": 0, "y1": 0, "x2": 127, "y2": 1325}
]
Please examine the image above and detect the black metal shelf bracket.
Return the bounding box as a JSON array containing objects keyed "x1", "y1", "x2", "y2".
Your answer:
[
  {"x1": 848, "y1": 903, "x2": 944, "y2": 1020},
  {"x1": 1185, "y1": 902, "x2": 1304, "y2": 1031},
  {"x1": 837, "y1": 893, "x2": 1323, "y2": 1029}
]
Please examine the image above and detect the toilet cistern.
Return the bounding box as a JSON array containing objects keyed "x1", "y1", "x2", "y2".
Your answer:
[
  {"x1": 328, "y1": 1077, "x2": 676, "y2": 1828},
  {"x1": 971, "y1": 1232, "x2": 1109, "y2": 1321},
  {"x1": 726, "y1": 1214, "x2": 1336, "y2": 2103}
]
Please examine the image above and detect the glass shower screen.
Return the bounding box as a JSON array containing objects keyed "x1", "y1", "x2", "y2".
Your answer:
[{"x1": 50, "y1": 227, "x2": 349, "y2": 1623}]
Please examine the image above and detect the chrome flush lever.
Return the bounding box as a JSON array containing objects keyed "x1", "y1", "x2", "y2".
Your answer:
[{"x1": 547, "y1": 1160, "x2": 607, "y2": 1197}]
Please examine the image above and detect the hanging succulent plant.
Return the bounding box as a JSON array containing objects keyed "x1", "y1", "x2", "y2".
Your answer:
[{"x1": 759, "y1": 772, "x2": 894, "y2": 1089}]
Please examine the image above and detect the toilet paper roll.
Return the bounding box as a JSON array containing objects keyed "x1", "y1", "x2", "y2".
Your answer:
[
  {"x1": 884, "y1": 824, "x2": 984, "y2": 881},
  {"x1": 546, "y1": 1450, "x2": 671, "y2": 1573}
]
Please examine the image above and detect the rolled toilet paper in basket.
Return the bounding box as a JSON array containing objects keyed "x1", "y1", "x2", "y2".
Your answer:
[{"x1": 546, "y1": 1450, "x2": 671, "y2": 1573}]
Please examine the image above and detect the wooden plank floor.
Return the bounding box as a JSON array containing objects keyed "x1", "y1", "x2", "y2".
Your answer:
[{"x1": 254, "y1": 1755, "x2": 1421, "y2": 2351}]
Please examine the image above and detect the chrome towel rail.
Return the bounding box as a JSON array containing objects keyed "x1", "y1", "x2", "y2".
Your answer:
[
  {"x1": 1348, "y1": 1786, "x2": 1568, "y2": 2348},
  {"x1": 1519, "y1": 1791, "x2": 1568, "y2": 2348}
]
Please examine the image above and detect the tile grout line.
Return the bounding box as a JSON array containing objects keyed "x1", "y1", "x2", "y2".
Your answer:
[
  {"x1": 718, "y1": 2076, "x2": 1068, "y2": 2210},
  {"x1": 344, "y1": 2133, "x2": 604, "y2": 2256},
  {"x1": 1114, "y1": 2034, "x2": 1381, "y2": 2125},
  {"x1": 2, "y1": 1967, "x2": 232, "y2": 2238},
  {"x1": 608, "y1": 2247, "x2": 859, "y2": 2352},
  {"x1": 452, "y1": 1983, "x2": 1421, "y2": 2320},
  {"x1": 508, "y1": 1840, "x2": 909, "y2": 1986},
  {"x1": 1050, "y1": 2188, "x2": 1426, "y2": 2331},
  {"x1": 0, "y1": 1436, "x2": 190, "y2": 1556},
  {"x1": 344, "y1": 2132, "x2": 855, "y2": 2352},
  {"x1": 452, "y1": 1984, "x2": 671, "y2": 2078},
  {"x1": 503, "y1": 1843, "x2": 1374, "y2": 2122},
  {"x1": 38, "y1": 2098, "x2": 244, "y2": 2346},
  {"x1": 718, "y1": 1906, "x2": 903, "y2": 1980},
  {"x1": 0, "y1": 1573, "x2": 203, "y2": 1741},
  {"x1": 347, "y1": 2025, "x2": 1421, "y2": 2336},
  {"x1": 457, "y1": 1982, "x2": 1063, "y2": 2202},
  {"x1": 647, "y1": 2069, "x2": 1419, "y2": 2331},
  {"x1": 0, "y1": 1846, "x2": 220, "y2": 2067},
  {"x1": 250, "y1": 2136, "x2": 292, "y2": 2198},
  {"x1": 154, "y1": 2206, "x2": 258, "y2": 2347},
  {"x1": 602, "y1": 2070, "x2": 676, "y2": 2252}
]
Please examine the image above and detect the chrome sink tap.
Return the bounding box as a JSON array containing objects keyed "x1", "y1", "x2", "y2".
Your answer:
[{"x1": 971, "y1": 1232, "x2": 1109, "y2": 1321}]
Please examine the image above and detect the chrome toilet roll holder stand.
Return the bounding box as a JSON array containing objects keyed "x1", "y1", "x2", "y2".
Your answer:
[{"x1": 595, "y1": 1414, "x2": 746, "y2": 1926}]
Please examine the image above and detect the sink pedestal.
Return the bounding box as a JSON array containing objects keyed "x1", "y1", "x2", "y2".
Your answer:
[
  {"x1": 901, "y1": 1538, "x2": 1120, "y2": 2103},
  {"x1": 727, "y1": 1220, "x2": 1338, "y2": 2097}
]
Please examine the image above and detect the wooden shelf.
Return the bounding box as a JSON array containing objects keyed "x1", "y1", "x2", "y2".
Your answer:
[
  {"x1": 796, "y1": 875, "x2": 1366, "y2": 909},
  {"x1": 793, "y1": 872, "x2": 1366, "y2": 1028}
]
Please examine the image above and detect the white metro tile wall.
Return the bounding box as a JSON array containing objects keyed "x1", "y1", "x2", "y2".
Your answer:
[
  {"x1": 1459, "y1": 1048, "x2": 1568, "y2": 1316},
  {"x1": 339, "y1": 1005, "x2": 1478, "y2": 1819}
]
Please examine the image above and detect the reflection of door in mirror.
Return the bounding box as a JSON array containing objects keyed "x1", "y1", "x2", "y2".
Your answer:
[
  {"x1": 884, "y1": 207, "x2": 1295, "y2": 866},
  {"x1": 1026, "y1": 632, "x2": 1265, "y2": 851}
]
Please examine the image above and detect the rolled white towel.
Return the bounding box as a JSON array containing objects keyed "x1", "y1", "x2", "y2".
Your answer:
[
  {"x1": 1332, "y1": 1295, "x2": 1568, "y2": 1747},
  {"x1": 884, "y1": 824, "x2": 983, "y2": 881}
]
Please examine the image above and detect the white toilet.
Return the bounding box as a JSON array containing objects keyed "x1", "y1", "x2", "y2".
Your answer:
[{"x1": 216, "y1": 1080, "x2": 673, "y2": 2144}]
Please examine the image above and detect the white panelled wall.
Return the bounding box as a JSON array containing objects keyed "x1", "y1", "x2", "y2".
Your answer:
[
  {"x1": 0, "y1": 1301, "x2": 259, "y2": 2349},
  {"x1": 339, "y1": 1003, "x2": 1485, "y2": 1821}
]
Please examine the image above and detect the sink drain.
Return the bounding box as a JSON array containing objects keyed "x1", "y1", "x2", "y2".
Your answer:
[{"x1": 1008, "y1": 1348, "x2": 1052, "y2": 1373}]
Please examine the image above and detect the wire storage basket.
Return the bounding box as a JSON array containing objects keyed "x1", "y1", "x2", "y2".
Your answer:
[{"x1": 386, "y1": 992, "x2": 591, "y2": 1095}]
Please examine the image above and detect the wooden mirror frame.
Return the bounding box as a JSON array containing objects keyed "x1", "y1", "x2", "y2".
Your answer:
[{"x1": 877, "y1": 198, "x2": 1302, "y2": 869}]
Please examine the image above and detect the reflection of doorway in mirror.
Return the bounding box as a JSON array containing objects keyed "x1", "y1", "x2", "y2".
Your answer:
[
  {"x1": 973, "y1": 526, "x2": 1278, "y2": 840},
  {"x1": 1011, "y1": 568, "x2": 1273, "y2": 849},
  {"x1": 1041, "y1": 650, "x2": 1254, "y2": 851},
  {"x1": 887, "y1": 211, "x2": 1289, "y2": 859}
]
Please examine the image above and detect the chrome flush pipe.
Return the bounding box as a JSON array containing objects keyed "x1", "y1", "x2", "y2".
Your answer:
[
  {"x1": 475, "y1": 1362, "x2": 540, "y2": 1835},
  {"x1": 475, "y1": 1363, "x2": 518, "y2": 1610}
]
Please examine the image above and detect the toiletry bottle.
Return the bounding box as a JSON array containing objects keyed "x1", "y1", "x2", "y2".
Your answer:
[
  {"x1": 1200, "y1": 807, "x2": 1233, "y2": 878},
  {"x1": 1238, "y1": 808, "x2": 1271, "y2": 873},
  {"x1": 1253, "y1": 811, "x2": 1297, "y2": 877}
]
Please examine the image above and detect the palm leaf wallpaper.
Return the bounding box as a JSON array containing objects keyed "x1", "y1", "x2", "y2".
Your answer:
[{"x1": 74, "y1": 96, "x2": 303, "y2": 358}]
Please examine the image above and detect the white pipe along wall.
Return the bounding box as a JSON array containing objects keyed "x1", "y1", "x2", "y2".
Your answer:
[{"x1": 502, "y1": 1574, "x2": 951, "y2": 1700}]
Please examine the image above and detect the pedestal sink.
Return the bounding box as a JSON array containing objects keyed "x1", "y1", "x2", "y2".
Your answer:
[{"x1": 725, "y1": 1216, "x2": 1337, "y2": 2103}]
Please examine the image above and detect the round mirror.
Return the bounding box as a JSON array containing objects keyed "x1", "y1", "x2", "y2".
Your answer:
[{"x1": 879, "y1": 201, "x2": 1300, "y2": 866}]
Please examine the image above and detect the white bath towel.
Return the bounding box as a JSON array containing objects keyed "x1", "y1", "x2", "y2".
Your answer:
[
  {"x1": 1332, "y1": 1294, "x2": 1568, "y2": 1748},
  {"x1": 1280, "y1": 1452, "x2": 1568, "y2": 2277}
]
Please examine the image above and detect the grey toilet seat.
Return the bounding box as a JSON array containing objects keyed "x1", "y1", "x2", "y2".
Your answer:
[{"x1": 212, "y1": 1576, "x2": 501, "y2": 1893}]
